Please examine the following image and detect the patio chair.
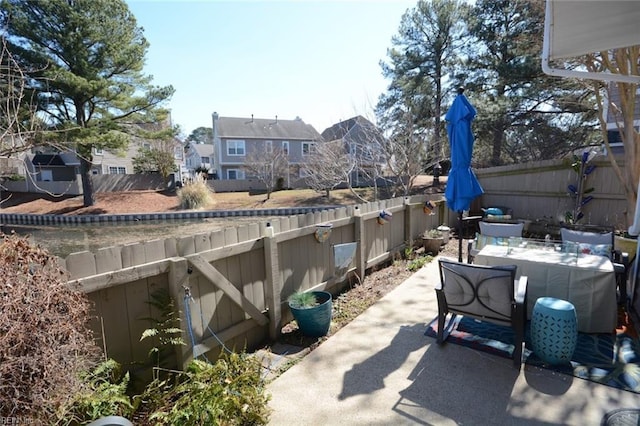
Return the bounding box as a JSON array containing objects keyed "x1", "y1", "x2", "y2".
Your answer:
[
  {"x1": 436, "y1": 259, "x2": 528, "y2": 368},
  {"x1": 560, "y1": 224, "x2": 629, "y2": 304},
  {"x1": 467, "y1": 221, "x2": 525, "y2": 263}
]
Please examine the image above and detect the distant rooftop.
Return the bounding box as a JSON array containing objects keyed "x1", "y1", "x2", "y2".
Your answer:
[{"x1": 214, "y1": 114, "x2": 322, "y2": 140}]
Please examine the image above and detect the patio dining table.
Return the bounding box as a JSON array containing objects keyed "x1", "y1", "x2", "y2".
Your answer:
[{"x1": 475, "y1": 244, "x2": 617, "y2": 333}]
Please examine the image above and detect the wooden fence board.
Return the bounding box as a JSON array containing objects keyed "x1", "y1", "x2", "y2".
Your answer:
[
  {"x1": 97, "y1": 284, "x2": 132, "y2": 365},
  {"x1": 207, "y1": 230, "x2": 227, "y2": 332},
  {"x1": 121, "y1": 242, "x2": 146, "y2": 268},
  {"x1": 66, "y1": 251, "x2": 97, "y2": 280},
  {"x1": 194, "y1": 233, "x2": 212, "y2": 252},
  {"x1": 164, "y1": 238, "x2": 178, "y2": 258},
  {"x1": 223, "y1": 229, "x2": 245, "y2": 330},
  {"x1": 125, "y1": 279, "x2": 156, "y2": 370},
  {"x1": 187, "y1": 255, "x2": 268, "y2": 326},
  {"x1": 144, "y1": 239, "x2": 167, "y2": 263},
  {"x1": 95, "y1": 246, "x2": 123, "y2": 274},
  {"x1": 177, "y1": 235, "x2": 196, "y2": 256}
]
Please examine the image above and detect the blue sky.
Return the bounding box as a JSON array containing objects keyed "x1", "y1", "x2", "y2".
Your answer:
[{"x1": 126, "y1": 0, "x2": 416, "y2": 138}]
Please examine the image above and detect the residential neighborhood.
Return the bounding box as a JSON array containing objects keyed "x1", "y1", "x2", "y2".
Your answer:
[
  {"x1": 0, "y1": 0, "x2": 639, "y2": 423},
  {"x1": 0, "y1": 112, "x2": 393, "y2": 195}
]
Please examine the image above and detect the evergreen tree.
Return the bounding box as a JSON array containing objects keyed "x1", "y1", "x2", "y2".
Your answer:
[
  {"x1": 462, "y1": 0, "x2": 597, "y2": 166},
  {"x1": 186, "y1": 127, "x2": 214, "y2": 145},
  {"x1": 377, "y1": 0, "x2": 466, "y2": 168},
  {"x1": 0, "y1": 0, "x2": 174, "y2": 206}
]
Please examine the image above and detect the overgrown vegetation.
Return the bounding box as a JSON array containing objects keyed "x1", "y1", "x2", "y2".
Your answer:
[
  {"x1": 58, "y1": 354, "x2": 271, "y2": 425},
  {"x1": 148, "y1": 356, "x2": 271, "y2": 425},
  {"x1": 0, "y1": 232, "x2": 99, "y2": 420},
  {"x1": 1, "y1": 232, "x2": 271, "y2": 424},
  {"x1": 177, "y1": 175, "x2": 214, "y2": 209},
  {"x1": 404, "y1": 246, "x2": 434, "y2": 271},
  {"x1": 58, "y1": 360, "x2": 134, "y2": 424}
]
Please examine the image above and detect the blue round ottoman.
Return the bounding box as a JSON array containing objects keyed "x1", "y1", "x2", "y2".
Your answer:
[{"x1": 530, "y1": 297, "x2": 578, "y2": 365}]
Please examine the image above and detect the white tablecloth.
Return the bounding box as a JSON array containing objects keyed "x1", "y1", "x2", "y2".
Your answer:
[{"x1": 475, "y1": 245, "x2": 617, "y2": 333}]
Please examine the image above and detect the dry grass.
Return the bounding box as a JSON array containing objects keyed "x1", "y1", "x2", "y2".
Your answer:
[{"x1": 0, "y1": 176, "x2": 441, "y2": 215}]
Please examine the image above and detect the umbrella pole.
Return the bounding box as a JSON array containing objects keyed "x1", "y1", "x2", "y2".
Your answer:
[{"x1": 458, "y1": 211, "x2": 463, "y2": 263}]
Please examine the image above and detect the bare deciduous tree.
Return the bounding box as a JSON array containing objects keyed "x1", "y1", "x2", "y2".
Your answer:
[
  {"x1": 0, "y1": 36, "x2": 45, "y2": 159},
  {"x1": 132, "y1": 138, "x2": 180, "y2": 179},
  {"x1": 376, "y1": 101, "x2": 429, "y2": 197},
  {"x1": 302, "y1": 140, "x2": 354, "y2": 200},
  {"x1": 243, "y1": 144, "x2": 288, "y2": 199},
  {"x1": 584, "y1": 46, "x2": 639, "y2": 226}
]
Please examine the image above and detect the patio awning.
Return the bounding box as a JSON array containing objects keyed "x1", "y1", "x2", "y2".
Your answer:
[{"x1": 542, "y1": 0, "x2": 640, "y2": 83}]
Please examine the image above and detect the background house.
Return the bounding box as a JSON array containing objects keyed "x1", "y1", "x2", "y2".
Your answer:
[
  {"x1": 211, "y1": 112, "x2": 322, "y2": 188},
  {"x1": 183, "y1": 142, "x2": 214, "y2": 180},
  {"x1": 5, "y1": 121, "x2": 184, "y2": 194},
  {"x1": 321, "y1": 115, "x2": 387, "y2": 187},
  {"x1": 604, "y1": 85, "x2": 640, "y2": 156}
]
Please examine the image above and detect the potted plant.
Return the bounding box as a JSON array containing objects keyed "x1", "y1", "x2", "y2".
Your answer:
[
  {"x1": 422, "y1": 228, "x2": 444, "y2": 254},
  {"x1": 287, "y1": 290, "x2": 333, "y2": 337}
]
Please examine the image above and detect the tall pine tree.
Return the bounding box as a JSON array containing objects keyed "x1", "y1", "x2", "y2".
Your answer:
[
  {"x1": 1, "y1": 0, "x2": 174, "y2": 206},
  {"x1": 377, "y1": 0, "x2": 467, "y2": 178},
  {"x1": 462, "y1": 0, "x2": 597, "y2": 166}
]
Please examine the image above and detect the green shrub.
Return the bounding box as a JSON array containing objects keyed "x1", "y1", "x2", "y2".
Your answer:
[
  {"x1": 287, "y1": 291, "x2": 318, "y2": 309},
  {"x1": 149, "y1": 355, "x2": 271, "y2": 425},
  {"x1": 177, "y1": 176, "x2": 214, "y2": 209},
  {"x1": 57, "y1": 359, "x2": 133, "y2": 425},
  {"x1": 406, "y1": 254, "x2": 432, "y2": 271}
]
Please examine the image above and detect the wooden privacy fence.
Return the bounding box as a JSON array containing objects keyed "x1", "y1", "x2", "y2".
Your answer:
[
  {"x1": 65, "y1": 195, "x2": 447, "y2": 371},
  {"x1": 472, "y1": 157, "x2": 630, "y2": 230}
]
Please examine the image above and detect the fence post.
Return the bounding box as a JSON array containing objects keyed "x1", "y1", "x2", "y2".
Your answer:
[
  {"x1": 354, "y1": 205, "x2": 366, "y2": 280},
  {"x1": 168, "y1": 257, "x2": 192, "y2": 370},
  {"x1": 263, "y1": 223, "x2": 282, "y2": 340},
  {"x1": 404, "y1": 196, "x2": 413, "y2": 247}
]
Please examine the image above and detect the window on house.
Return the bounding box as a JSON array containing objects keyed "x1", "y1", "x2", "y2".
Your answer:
[
  {"x1": 201, "y1": 157, "x2": 210, "y2": 164},
  {"x1": 142, "y1": 142, "x2": 151, "y2": 150},
  {"x1": 94, "y1": 147, "x2": 104, "y2": 155},
  {"x1": 40, "y1": 170, "x2": 53, "y2": 182},
  {"x1": 227, "y1": 140, "x2": 245, "y2": 156},
  {"x1": 282, "y1": 141, "x2": 289, "y2": 156},
  {"x1": 108, "y1": 166, "x2": 126, "y2": 174},
  {"x1": 302, "y1": 142, "x2": 316, "y2": 155},
  {"x1": 265, "y1": 140, "x2": 273, "y2": 153},
  {"x1": 227, "y1": 169, "x2": 245, "y2": 180}
]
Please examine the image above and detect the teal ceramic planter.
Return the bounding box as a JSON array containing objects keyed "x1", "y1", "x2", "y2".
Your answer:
[{"x1": 289, "y1": 291, "x2": 332, "y2": 337}]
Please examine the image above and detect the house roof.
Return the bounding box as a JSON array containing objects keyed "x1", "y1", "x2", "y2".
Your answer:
[
  {"x1": 32, "y1": 154, "x2": 66, "y2": 166},
  {"x1": 216, "y1": 116, "x2": 321, "y2": 141},
  {"x1": 187, "y1": 143, "x2": 213, "y2": 157},
  {"x1": 321, "y1": 116, "x2": 386, "y2": 146},
  {"x1": 59, "y1": 152, "x2": 80, "y2": 166}
]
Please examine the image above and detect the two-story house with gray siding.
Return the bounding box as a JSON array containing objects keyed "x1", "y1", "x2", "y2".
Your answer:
[
  {"x1": 321, "y1": 115, "x2": 387, "y2": 187},
  {"x1": 211, "y1": 112, "x2": 323, "y2": 186}
]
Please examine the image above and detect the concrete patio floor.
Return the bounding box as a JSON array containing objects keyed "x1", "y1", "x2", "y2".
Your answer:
[{"x1": 267, "y1": 255, "x2": 639, "y2": 425}]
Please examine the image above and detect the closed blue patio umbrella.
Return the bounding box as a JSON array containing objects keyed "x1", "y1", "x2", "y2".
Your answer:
[{"x1": 445, "y1": 88, "x2": 483, "y2": 262}]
